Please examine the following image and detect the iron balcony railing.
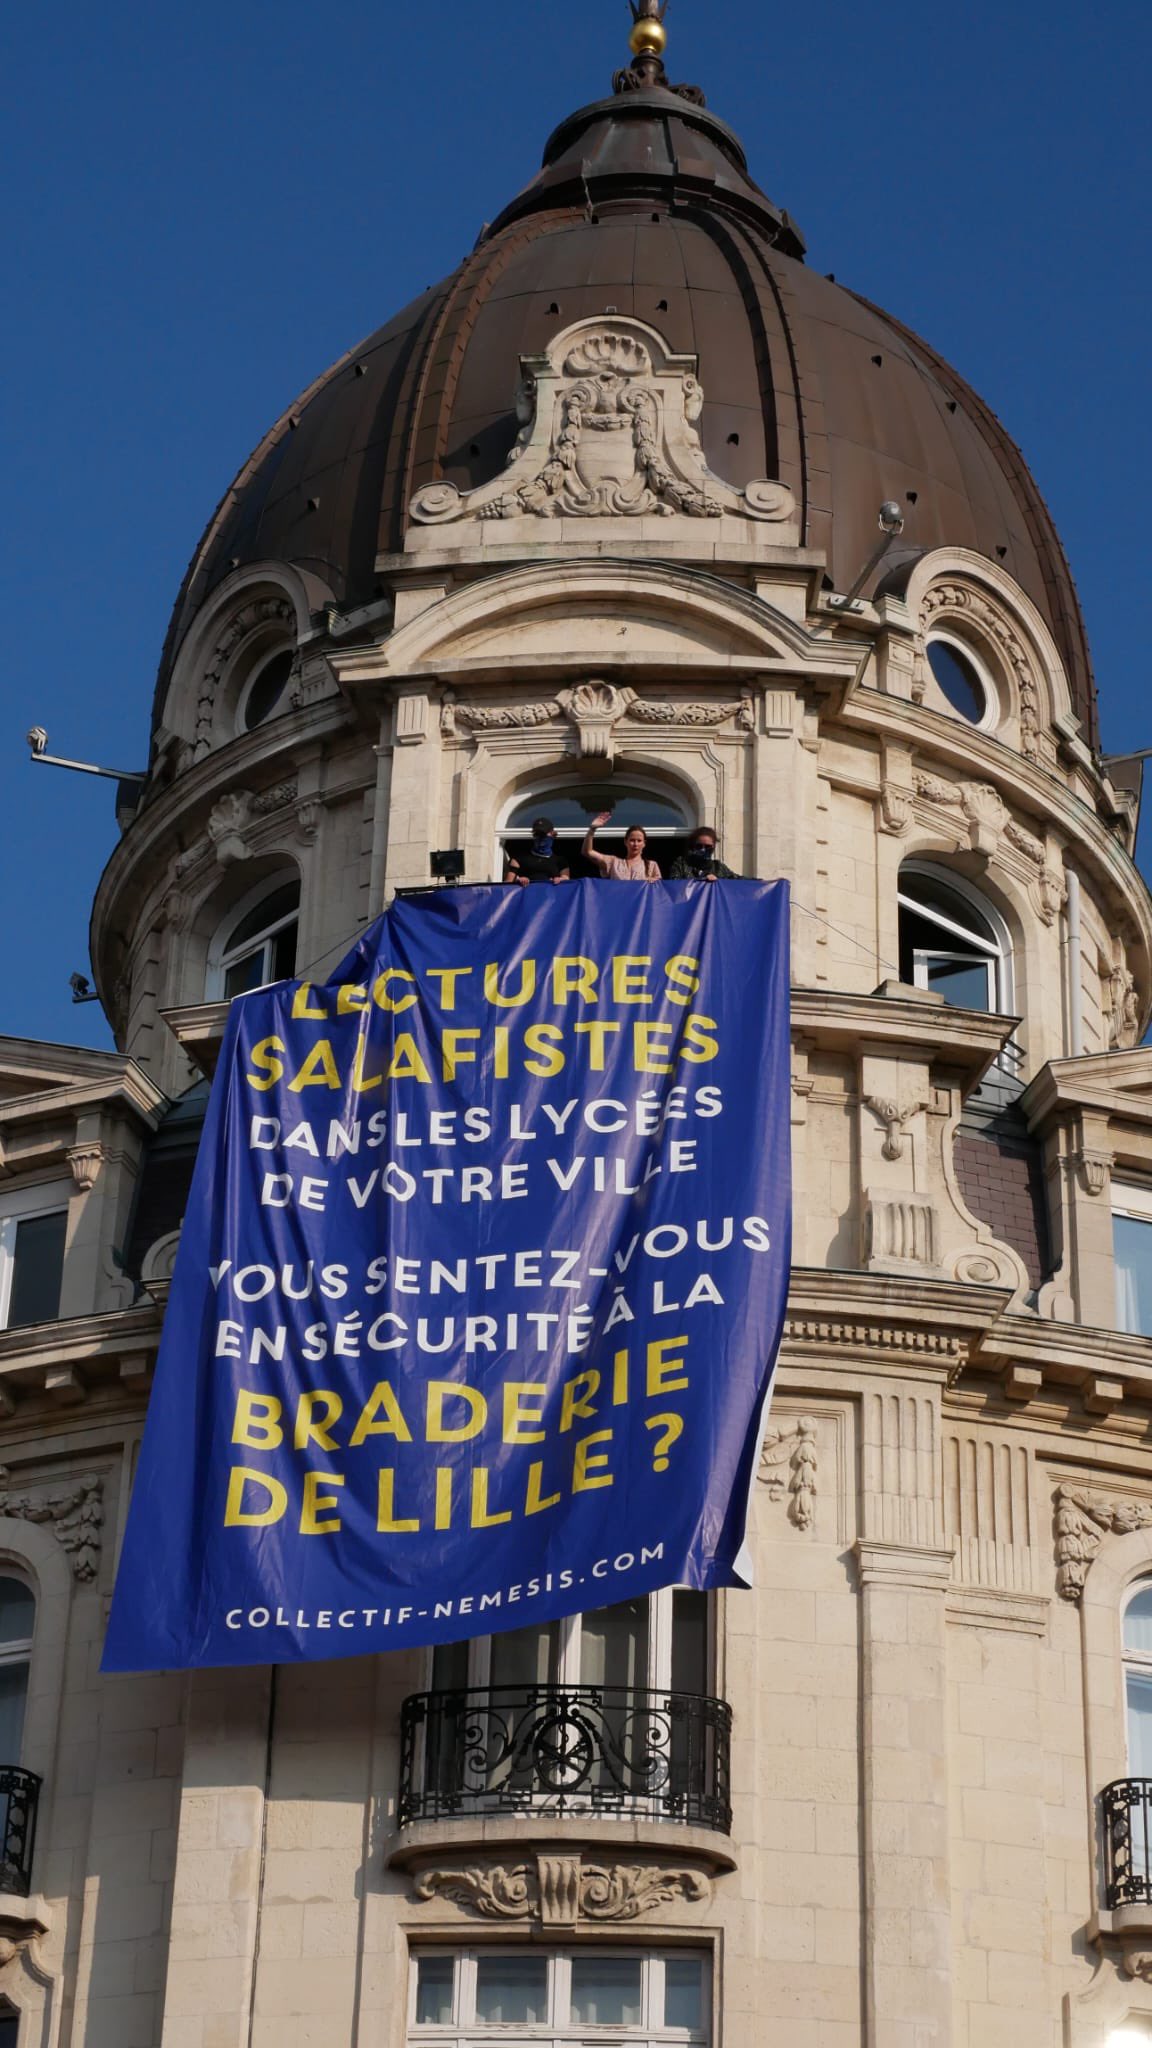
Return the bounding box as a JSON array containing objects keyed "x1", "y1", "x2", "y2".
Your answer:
[
  {"x1": 1102, "y1": 1779, "x2": 1152, "y2": 1908},
  {"x1": 0, "y1": 1767, "x2": 41, "y2": 1897},
  {"x1": 398, "y1": 1684, "x2": 732, "y2": 1834}
]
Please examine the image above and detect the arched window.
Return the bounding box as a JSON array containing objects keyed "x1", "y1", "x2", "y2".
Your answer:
[
  {"x1": 211, "y1": 878, "x2": 300, "y2": 999},
  {"x1": 0, "y1": 1577, "x2": 34, "y2": 1764},
  {"x1": 898, "y1": 863, "x2": 1011, "y2": 1014},
  {"x1": 238, "y1": 647, "x2": 294, "y2": 732},
  {"x1": 497, "y1": 784, "x2": 694, "y2": 879},
  {"x1": 1124, "y1": 1584, "x2": 1152, "y2": 1778}
]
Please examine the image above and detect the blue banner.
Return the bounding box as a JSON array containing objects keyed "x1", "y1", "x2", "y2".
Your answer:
[{"x1": 103, "y1": 879, "x2": 791, "y2": 1671}]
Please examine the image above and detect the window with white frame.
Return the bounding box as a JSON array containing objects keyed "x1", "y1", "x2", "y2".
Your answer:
[
  {"x1": 0, "y1": 1576, "x2": 34, "y2": 1764},
  {"x1": 0, "y1": 1185, "x2": 68, "y2": 1333},
  {"x1": 210, "y1": 878, "x2": 301, "y2": 999},
  {"x1": 421, "y1": 1592, "x2": 712, "y2": 1815},
  {"x1": 897, "y1": 863, "x2": 1011, "y2": 1016},
  {"x1": 429, "y1": 1589, "x2": 710, "y2": 1699},
  {"x1": 1114, "y1": 1184, "x2": 1152, "y2": 1337},
  {"x1": 410, "y1": 1947, "x2": 710, "y2": 2044}
]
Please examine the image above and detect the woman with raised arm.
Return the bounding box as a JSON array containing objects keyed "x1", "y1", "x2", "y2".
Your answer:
[{"x1": 581, "y1": 810, "x2": 662, "y2": 882}]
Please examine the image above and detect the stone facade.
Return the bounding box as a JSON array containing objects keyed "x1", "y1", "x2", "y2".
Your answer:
[{"x1": 4, "y1": 55, "x2": 1152, "y2": 2048}]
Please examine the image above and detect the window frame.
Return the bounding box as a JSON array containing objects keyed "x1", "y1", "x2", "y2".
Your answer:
[
  {"x1": 0, "y1": 1571, "x2": 35, "y2": 1766},
  {"x1": 924, "y1": 628, "x2": 998, "y2": 733},
  {"x1": 897, "y1": 861, "x2": 1015, "y2": 1010},
  {"x1": 408, "y1": 1944, "x2": 712, "y2": 2044},
  {"x1": 1112, "y1": 1183, "x2": 1152, "y2": 1337},
  {"x1": 495, "y1": 781, "x2": 694, "y2": 879},
  {"x1": 236, "y1": 645, "x2": 295, "y2": 734},
  {"x1": 427, "y1": 1586, "x2": 714, "y2": 1696},
  {"x1": 1123, "y1": 1581, "x2": 1152, "y2": 1780},
  {"x1": 0, "y1": 1182, "x2": 71, "y2": 1334},
  {"x1": 206, "y1": 876, "x2": 301, "y2": 1001}
]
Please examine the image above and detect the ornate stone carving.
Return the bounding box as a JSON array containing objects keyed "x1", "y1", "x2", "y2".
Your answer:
[
  {"x1": 0, "y1": 1470, "x2": 103, "y2": 1581},
  {"x1": 413, "y1": 1865, "x2": 534, "y2": 1919},
  {"x1": 1054, "y1": 1484, "x2": 1152, "y2": 1602},
  {"x1": 863, "y1": 1191, "x2": 940, "y2": 1269},
  {"x1": 413, "y1": 1856, "x2": 712, "y2": 1924},
  {"x1": 66, "y1": 1143, "x2": 104, "y2": 1191},
  {"x1": 757, "y1": 1416, "x2": 818, "y2": 1529},
  {"x1": 409, "y1": 318, "x2": 795, "y2": 529},
  {"x1": 559, "y1": 681, "x2": 634, "y2": 761},
  {"x1": 864, "y1": 1095, "x2": 930, "y2": 1162},
  {"x1": 920, "y1": 581, "x2": 1048, "y2": 762},
  {"x1": 879, "y1": 782, "x2": 915, "y2": 836},
  {"x1": 193, "y1": 598, "x2": 294, "y2": 759},
  {"x1": 1109, "y1": 964, "x2": 1141, "y2": 1050},
  {"x1": 295, "y1": 799, "x2": 324, "y2": 845},
  {"x1": 1074, "y1": 1148, "x2": 1113, "y2": 1198},
  {"x1": 440, "y1": 684, "x2": 752, "y2": 762},
  {"x1": 537, "y1": 1855, "x2": 581, "y2": 1928},
  {"x1": 207, "y1": 791, "x2": 254, "y2": 866},
  {"x1": 205, "y1": 783, "x2": 297, "y2": 866},
  {"x1": 959, "y1": 781, "x2": 1008, "y2": 857},
  {"x1": 581, "y1": 1866, "x2": 711, "y2": 1920}
]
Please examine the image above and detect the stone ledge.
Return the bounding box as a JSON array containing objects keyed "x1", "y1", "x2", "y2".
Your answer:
[{"x1": 386, "y1": 1813, "x2": 736, "y2": 1876}]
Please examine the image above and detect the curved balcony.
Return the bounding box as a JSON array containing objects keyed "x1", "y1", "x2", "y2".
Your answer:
[
  {"x1": 0, "y1": 1768, "x2": 41, "y2": 1898},
  {"x1": 398, "y1": 1684, "x2": 732, "y2": 1835},
  {"x1": 1102, "y1": 1779, "x2": 1152, "y2": 1908}
]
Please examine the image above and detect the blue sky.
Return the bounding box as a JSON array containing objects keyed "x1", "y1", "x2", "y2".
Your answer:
[{"x1": 3, "y1": 0, "x2": 1150, "y2": 1049}]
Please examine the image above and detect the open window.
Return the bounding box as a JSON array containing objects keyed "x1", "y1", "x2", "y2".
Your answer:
[
  {"x1": 498, "y1": 785, "x2": 695, "y2": 880},
  {"x1": 1114, "y1": 1185, "x2": 1152, "y2": 1337},
  {"x1": 0, "y1": 1188, "x2": 68, "y2": 1332},
  {"x1": 898, "y1": 863, "x2": 1011, "y2": 1013},
  {"x1": 209, "y1": 877, "x2": 300, "y2": 999}
]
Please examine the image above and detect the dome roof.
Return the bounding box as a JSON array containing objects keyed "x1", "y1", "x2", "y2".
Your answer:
[{"x1": 155, "y1": 71, "x2": 1096, "y2": 743}]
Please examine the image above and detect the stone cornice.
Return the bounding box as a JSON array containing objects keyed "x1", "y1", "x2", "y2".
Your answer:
[
  {"x1": 0, "y1": 1067, "x2": 168, "y2": 1134},
  {"x1": 1021, "y1": 1050, "x2": 1152, "y2": 1132},
  {"x1": 0, "y1": 1305, "x2": 160, "y2": 1409},
  {"x1": 969, "y1": 1314, "x2": 1152, "y2": 1407}
]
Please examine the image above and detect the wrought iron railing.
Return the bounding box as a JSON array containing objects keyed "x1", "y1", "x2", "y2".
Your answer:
[
  {"x1": 398, "y1": 1684, "x2": 731, "y2": 1833},
  {"x1": 1102, "y1": 1779, "x2": 1152, "y2": 1907},
  {"x1": 0, "y1": 1767, "x2": 41, "y2": 1896}
]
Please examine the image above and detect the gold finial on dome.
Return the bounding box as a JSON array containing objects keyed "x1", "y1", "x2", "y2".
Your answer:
[
  {"x1": 614, "y1": 0, "x2": 705, "y2": 104},
  {"x1": 628, "y1": 0, "x2": 668, "y2": 59}
]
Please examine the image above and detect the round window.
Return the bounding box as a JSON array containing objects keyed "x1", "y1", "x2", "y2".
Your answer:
[
  {"x1": 926, "y1": 635, "x2": 989, "y2": 726},
  {"x1": 242, "y1": 649, "x2": 294, "y2": 732}
]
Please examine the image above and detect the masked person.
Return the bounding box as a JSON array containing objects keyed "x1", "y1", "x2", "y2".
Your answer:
[
  {"x1": 504, "y1": 817, "x2": 570, "y2": 885},
  {"x1": 581, "y1": 810, "x2": 662, "y2": 882},
  {"x1": 669, "y1": 826, "x2": 739, "y2": 881}
]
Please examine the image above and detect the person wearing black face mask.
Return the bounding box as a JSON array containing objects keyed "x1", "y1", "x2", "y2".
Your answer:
[
  {"x1": 504, "y1": 817, "x2": 571, "y2": 886},
  {"x1": 668, "y1": 827, "x2": 739, "y2": 881}
]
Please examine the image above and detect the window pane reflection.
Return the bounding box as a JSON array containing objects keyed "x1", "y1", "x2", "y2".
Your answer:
[
  {"x1": 570, "y1": 1954, "x2": 643, "y2": 2025},
  {"x1": 474, "y1": 1955, "x2": 548, "y2": 2024},
  {"x1": 415, "y1": 1956, "x2": 453, "y2": 2025},
  {"x1": 665, "y1": 1955, "x2": 706, "y2": 2029},
  {"x1": 1116, "y1": 1214, "x2": 1152, "y2": 1337}
]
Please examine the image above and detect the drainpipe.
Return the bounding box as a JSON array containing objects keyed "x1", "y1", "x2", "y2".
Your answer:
[{"x1": 1066, "y1": 866, "x2": 1084, "y2": 1057}]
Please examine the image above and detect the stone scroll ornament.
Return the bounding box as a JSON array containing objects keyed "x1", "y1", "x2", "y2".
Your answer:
[{"x1": 409, "y1": 319, "x2": 796, "y2": 528}]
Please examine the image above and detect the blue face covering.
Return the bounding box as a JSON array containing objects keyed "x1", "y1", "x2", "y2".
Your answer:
[{"x1": 531, "y1": 835, "x2": 555, "y2": 858}]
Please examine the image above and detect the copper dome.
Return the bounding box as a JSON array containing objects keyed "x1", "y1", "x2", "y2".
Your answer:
[{"x1": 155, "y1": 79, "x2": 1096, "y2": 742}]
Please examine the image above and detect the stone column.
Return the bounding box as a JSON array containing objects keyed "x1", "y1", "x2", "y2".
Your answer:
[
  {"x1": 856, "y1": 1381, "x2": 954, "y2": 2047},
  {"x1": 159, "y1": 1666, "x2": 273, "y2": 2048}
]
